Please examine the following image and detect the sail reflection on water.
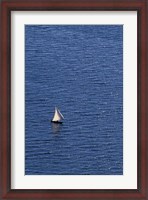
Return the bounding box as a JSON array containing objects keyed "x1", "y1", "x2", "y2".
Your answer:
[{"x1": 51, "y1": 122, "x2": 62, "y2": 133}]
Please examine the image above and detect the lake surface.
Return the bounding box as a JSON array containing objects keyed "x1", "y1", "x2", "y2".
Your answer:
[{"x1": 25, "y1": 25, "x2": 123, "y2": 175}]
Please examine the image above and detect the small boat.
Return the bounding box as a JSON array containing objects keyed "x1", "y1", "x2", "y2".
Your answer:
[{"x1": 51, "y1": 107, "x2": 64, "y2": 124}]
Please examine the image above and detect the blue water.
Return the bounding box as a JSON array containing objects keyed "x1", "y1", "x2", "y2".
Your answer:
[{"x1": 25, "y1": 25, "x2": 123, "y2": 175}]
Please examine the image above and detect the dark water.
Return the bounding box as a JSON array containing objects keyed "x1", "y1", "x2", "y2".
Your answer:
[{"x1": 25, "y1": 25, "x2": 123, "y2": 175}]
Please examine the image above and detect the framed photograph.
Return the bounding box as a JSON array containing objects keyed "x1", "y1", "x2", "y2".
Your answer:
[{"x1": 0, "y1": 0, "x2": 147, "y2": 199}]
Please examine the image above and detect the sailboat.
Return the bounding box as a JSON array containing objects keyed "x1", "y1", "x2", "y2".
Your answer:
[{"x1": 51, "y1": 107, "x2": 64, "y2": 124}]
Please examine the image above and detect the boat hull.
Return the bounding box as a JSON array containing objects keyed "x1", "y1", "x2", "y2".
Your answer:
[{"x1": 51, "y1": 120, "x2": 63, "y2": 124}]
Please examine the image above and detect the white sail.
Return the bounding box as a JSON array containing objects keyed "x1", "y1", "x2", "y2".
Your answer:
[
  {"x1": 52, "y1": 107, "x2": 64, "y2": 122},
  {"x1": 57, "y1": 109, "x2": 64, "y2": 120}
]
